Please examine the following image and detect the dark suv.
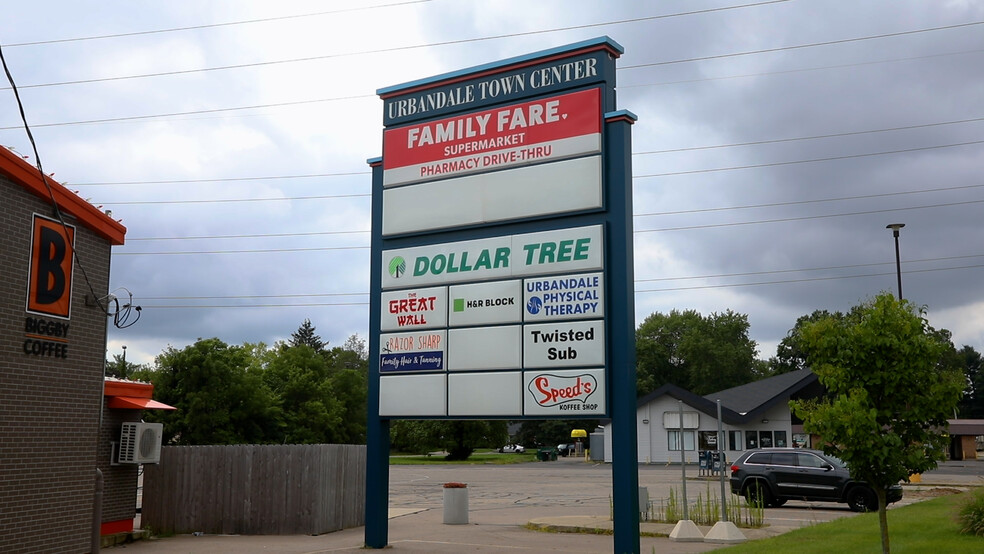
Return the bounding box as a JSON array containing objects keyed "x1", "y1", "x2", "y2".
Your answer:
[{"x1": 729, "y1": 448, "x2": 903, "y2": 512}]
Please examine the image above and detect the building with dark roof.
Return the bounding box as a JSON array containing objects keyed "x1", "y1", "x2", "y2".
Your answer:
[
  {"x1": 602, "y1": 368, "x2": 982, "y2": 463},
  {"x1": 603, "y1": 369, "x2": 822, "y2": 464}
]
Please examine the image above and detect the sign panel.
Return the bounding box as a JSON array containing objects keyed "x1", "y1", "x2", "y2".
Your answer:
[
  {"x1": 381, "y1": 50, "x2": 610, "y2": 126},
  {"x1": 448, "y1": 280, "x2": 522, "y2": 327},
  {"x1": 380, "y1": 374, "x2": 447, "y2": 417},
  {"x1": 524, "y1": 272, "x2": 604, "y2": 321},
  {"x1": 383, "y1": 88, "x2": 601, "y2": 187},
  {"x1": 379, "y1": 330, "x2": 446, "y2": 373},
  {"x1": 523, "y1": 368, "x2": 606, "y2": 416},
  {"x1": 523, "y1": 320, "x2": 605, "y2": 368},
  {"x1": 448, "y1": 372, "x2": 523, "y2": 416},
  {"x1": 26, "y1": 214, "x2": 75, "y2": 319},
  {"x1": 382, "y1": 224, "x2": 603, "y2": 289},
  {"x1": 382, "y1": 155, "x2": 602, "y2": 235},
  {"x1": 380, "y1": 286, "x2": 447, "y2": 331},
  {"x1": 447, "y1": 326, "x2": 522, "y2": 371}
]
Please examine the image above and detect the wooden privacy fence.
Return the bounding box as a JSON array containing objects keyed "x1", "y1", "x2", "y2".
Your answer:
[{"x1": 142, "y1": 444, "x2": 366, "y2": 535}]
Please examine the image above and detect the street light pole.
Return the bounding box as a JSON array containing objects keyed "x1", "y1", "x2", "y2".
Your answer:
[{"x1": 886, "y1": 223, "x2": 905, "y2": 300}]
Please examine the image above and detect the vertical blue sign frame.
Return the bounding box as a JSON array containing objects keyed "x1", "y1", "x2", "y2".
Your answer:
[{"x1": 366, "y1": 37, "x2": 639, "y2": 552}]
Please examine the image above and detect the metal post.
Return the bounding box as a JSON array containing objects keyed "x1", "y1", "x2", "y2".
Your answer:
[
  {"x1": 886, "y1": 223, "x2": 904, "y2": 300},
  {"x1": 606, "y1": 112, "x2": 640, "y2": 554},
  {"x1": 679, "y1": 400, "x2": 688, "y2": 521},
  {"x1": 717, "y1": 400, "x2": 727, "y2": 522}
]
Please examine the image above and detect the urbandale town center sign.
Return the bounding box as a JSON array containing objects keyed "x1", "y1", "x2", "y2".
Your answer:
[{"x1": 365, "y1": 37, "x2": 641, "y2": 551}]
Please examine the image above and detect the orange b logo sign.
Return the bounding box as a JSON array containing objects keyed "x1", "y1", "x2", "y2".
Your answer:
[{"x1": 27, "y1": 214, "x2": 75, "y2": 319}]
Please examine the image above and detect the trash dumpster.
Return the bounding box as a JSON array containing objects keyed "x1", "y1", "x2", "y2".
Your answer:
[{"x1": 537, "y1": 448, "x2": 557, "y2": 461}]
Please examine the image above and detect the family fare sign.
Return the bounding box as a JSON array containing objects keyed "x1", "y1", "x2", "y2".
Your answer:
[
  {"x1": 383, "y1": 88, "x2": 601, "y2": 186},
  {"x1": 381, "y1": 225, "x2": 603, "y2": 289}
]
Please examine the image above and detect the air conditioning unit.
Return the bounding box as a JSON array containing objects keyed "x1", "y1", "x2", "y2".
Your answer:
[{"x1": 118, "y1": 422, "x2": 163, "y2": 464}]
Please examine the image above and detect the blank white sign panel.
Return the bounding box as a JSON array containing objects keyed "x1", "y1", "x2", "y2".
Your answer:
[
  {"x1": 379, "y1": 374, "x2": 447, "y2": 416},
  {"x1": 448, "y1": 372, "x2": 523, "y2": 416},
  {"x1": 447, "y1": 326, "x2": 522, "y2": 371}
]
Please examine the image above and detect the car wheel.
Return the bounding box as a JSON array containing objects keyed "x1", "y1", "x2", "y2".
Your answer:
[
  {"x1": 743, "y1": 482, "x2": 773, "y2": 508},
  {"x1": 847, "y1": 487, "x2": 877, "y2": 512}
]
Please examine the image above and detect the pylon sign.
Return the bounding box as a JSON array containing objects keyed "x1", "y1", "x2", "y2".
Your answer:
[
  {"x1": 365, "y1": 36, "x2": 640, "y2": 552},
  {"x1": 369, "y1": 36, "x2": 631, "y2": 420}
]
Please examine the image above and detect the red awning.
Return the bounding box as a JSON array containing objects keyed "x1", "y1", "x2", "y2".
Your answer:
[{"x1": 107, "y1": 396, "x2": 177, "y2": 410}]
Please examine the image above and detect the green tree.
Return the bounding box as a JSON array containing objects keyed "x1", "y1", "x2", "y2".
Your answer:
[
  {"x1": 635, "y1": 309, "x2": 758, "y2": 396},
  {"x1": 141, "y1": 338, "x2": 283, "y2": 445},
  {"x1": 956, "y1": 345, "x2": 984, "y2": 418},
  {"x1": 768, "y1": 310, "x2": 844, "y2": 375},
  {"x1": 390, "y1": 420, "x2": 508, "y2": 460},
  {"x1": 789, "y1": 293, "x2": 964, "y2": 554},
  {"x1": 289, "y1": 318, "x2": 325, "y2": 352},
  {"x1": 105, "y1": 352, "x2": 144, "y2": 379},
  {"x1": 262, "y1": 344, "x2": 345, "y2": 444}
]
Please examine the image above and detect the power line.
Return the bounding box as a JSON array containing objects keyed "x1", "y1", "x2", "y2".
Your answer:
[
  {"x1": 140, "y1": 292, "x2": 368, "y2": 300},
  {"x1": 28, "y1": 2, "x2": 936, "y2": 93},
  {"x1": 100, "y1": 192, "x2": 369, "y2": 206},
  {"x1": 126, "y1": 253, "x2": 984, "y2": 299},
  {"x1": 620, "y1": 20, "x2": 984, "y2": 70},
  {"x1": 636, "y1": 198, "x2": 984, "y2": 233},
  {"x1": 6, "y1": 50, "x2": 983, "y2": 132},
  {"x1": 109, "y1": 191, "x2": 984, "y2": 246},
  {"x1": 141, "y1": 301, "x2": 370, "y2": 309},
  {"x1": 636, "y1": 253, "x2": 984, "y2": 283},
  {"x1": 90, "y1": 139, "x2": 984, "y2": 206},
  {"x1": 0, "y1": 94, "x2": 373, "y2": 130},
  {"x1": 634, "y1": 183, "x2": 984, "y2": 218},
  {"x1": 60, "y1": 114, "x2": 983, "y2": 190},
  {"x1": 117, "y1": 182, "x2": 984, "y2": 241},
  {"x1": 636, "y1": 139, "x2": 984, "y2": 178},
  {"x1": 128, "y1": 229, "x2": 369, "y2": 241},
  {"x1": 637, "y1": 263, "x2": 984, "y2": 293},
  {"x1": 114, "y1": 192, "x2": 984, "y2": 254},
  {"x1": 3, "y1": 1, "x2": 433, "y2": 48},
  {"x1": 74, "y1": 171, "x2": 369, "y2": 186},
  {"x1": 634, "y1": 116, "x2": 984, "y2": 156},
  {"x1": 619, "y1": 47, "x2": 984, "y2": 91},
  {"x1": 115, "y1": 245, "x2": 369, "y2": 256},
  {"x1": 132, "y1": 262, "x2": 984, "y2": 308}
]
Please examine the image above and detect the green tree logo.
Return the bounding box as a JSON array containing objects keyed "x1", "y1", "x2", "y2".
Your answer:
[{"x1": 388, "y1": 256, "x2": 407, "y2": 278}]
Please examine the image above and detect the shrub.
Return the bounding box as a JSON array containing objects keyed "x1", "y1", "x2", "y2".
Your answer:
[{"x1": 957, "y1": 487, "x2": 984, "y2": 536}]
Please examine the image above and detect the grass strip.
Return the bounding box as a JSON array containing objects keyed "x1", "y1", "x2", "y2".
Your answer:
[{"x1": 719, "y1": 491, "x2": 984, "y2": 553}]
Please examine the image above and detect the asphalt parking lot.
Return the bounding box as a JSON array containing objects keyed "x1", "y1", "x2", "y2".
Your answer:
[{"x1": 115, "y1": 455, "x2": 982, "y2": 553}]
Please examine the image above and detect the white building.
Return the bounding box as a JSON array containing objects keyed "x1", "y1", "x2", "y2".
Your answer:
[{"x1": 603, "y1": 369, "x2": 821, "y2": 464}]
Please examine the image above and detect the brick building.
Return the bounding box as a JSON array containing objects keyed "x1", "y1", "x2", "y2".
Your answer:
[{"x1": 0, "y1": 145, "x2": 126, "y2": 553}]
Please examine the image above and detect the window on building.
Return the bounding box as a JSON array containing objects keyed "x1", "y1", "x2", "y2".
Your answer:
[
  {"x1": 759, "y1": 431, "x2": 774, "y2": 448},
  {"x1": 745, "y1": 431, "x2": 758, "y2": 450},
  {"x1": 728, "y1": 430, "x2": 742, "y2": 450},
  {"x1": 668, "y1": 430, "x2": 696, "y2": 451},
  {"x1": 698, "y1": 431, "x2": 719, "y2": 450},
  {"x1": 775, "y1": 430, "x2": 788, "y2": 448}
]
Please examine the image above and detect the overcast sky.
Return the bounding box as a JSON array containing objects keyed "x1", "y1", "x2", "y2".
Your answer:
[{"x1": 3, "y1": 0, "x2": 983, "y2": 366}]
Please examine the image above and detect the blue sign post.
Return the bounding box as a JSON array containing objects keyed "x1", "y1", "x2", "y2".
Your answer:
[{"x1": 366, "y1": 37, "x2": 638, "y2": 552}]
